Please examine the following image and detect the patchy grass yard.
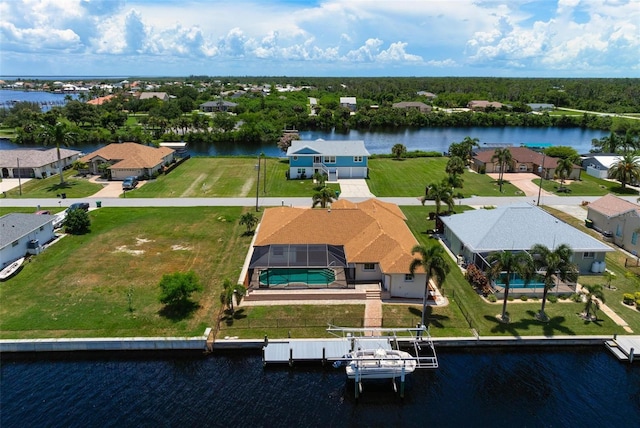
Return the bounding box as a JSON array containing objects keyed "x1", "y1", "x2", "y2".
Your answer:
[
  {"x1": 0, "y1": 207, "x2": 256, "y2": 338},
  {"x1": 128, "y1": 157, "x2": 338, "y2": 198},
  {"x1": 535, "y1": 173, "x2": 639, "y2": 197}
]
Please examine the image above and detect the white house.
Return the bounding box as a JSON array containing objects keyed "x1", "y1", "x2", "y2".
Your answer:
[
  {"x1": 0, "y1": 148, "x2": 82, "y2": 179},
  {"x1": 581, "y1": 154, "x2": 621, "y2": 180},
  {"x1": 1, "y1": 213, "x2": 56, "y2": 268}
]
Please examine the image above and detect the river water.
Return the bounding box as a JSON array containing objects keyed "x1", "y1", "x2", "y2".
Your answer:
[{"x1": 1, "y1": 348, "x2": 638, "y2": 427}]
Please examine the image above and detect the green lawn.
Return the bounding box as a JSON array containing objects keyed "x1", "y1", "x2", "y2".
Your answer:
[
  {"x1": 535, "y1": 173, "x2": 639, "y2": 197},
  {"x1": 3, "y1": 170, "x2": 103, "y2": 199},
  {"x1": 367, "y1": 158, "x2": 521, "y2": 197},
  {"x1": 0, "y1": 207, "x2": 256, "y2": 338},
  {"x1": 129, "y1": 157, "x2": 339, "y2": 198}
]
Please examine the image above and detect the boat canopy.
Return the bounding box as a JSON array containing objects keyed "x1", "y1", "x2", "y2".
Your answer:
[{"x1": 249, "y1": 244, "x2": 347, "y2": 269}]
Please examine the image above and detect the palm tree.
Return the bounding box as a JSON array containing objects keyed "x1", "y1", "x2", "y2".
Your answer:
[
  {"x1": 582, "y1": 284, "x2": 605, "y2": 320},
  {"x1": 555, "y1": 157, "x2": 575, "y2": 191},
  {"x1": 445, "y1": 155, "x2": 465, "y2": 176},
  {"x1": 312, "y1": 186, "x2": 337, "y2": 208},
  {"x1": 409, "y1": 244, "x2": 450, "y2": 327},
  {"x1": 491, "y1": 148, "x2": 512, "y2": 192},
  {"x1": 391, "y1": 143, "x2": 407, "y2": 160},
  {"x1": 461, "y1": 136, "x2": 480, "y2": 165},
  {"x1": 39, "y1": 121, "x2": 76, "y2": 185},
  {"x1": 423, "y1": 182, "x2": 455, "y2": 214},
  {"x1": 312, "y1": 171, "x2": 327, "y2": 189},
  {"x1": 239, "y1": 212, "x2": 259, "y2": 234},
  {"x1": 219, "y1": 278, "x2": 246, "y2": 314},
  {"x1": 485, "y1": 251, "x2": 534, "y2": 323},
  {"x1": 530, "y1": 243, "x2": 579, "y2": 321},
  {"x1": 608, "y1": 153, "x2": 640, "y2": 189}
]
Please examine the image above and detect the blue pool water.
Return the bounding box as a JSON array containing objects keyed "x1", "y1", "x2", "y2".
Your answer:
[{"x1": 498, "y1": 273, "x2": 546, "y2": 288}]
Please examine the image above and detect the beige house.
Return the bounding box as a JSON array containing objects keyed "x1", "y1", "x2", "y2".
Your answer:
[
  {"x1": 138, "y1": 92, "x2": 169, "y2": 101},
  {"x1": 247, "y1": 199, "x2": 430, "y2": 299},
  {"x1": 472, "y1": 147, "x2": 581, "y2": 180},
  {"x1": 80, "y1": 143, "x2": 175, "y2": 180},
  {"x1": 587, "y1": 194, "x2": 640, "y2": 255},
  {"x1": 467, "y1": 100, "x2": 504, "y2": 111},
  {"x1": 392, "y1": 101, "x2": 432, "y2": 113}
]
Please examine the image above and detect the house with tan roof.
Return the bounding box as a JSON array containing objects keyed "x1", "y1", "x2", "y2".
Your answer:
[
  {"x1": 138, "y1": 92, "x2": 169, "y2": 101},
  {"x1": 246, "y1": 199, "x2": 430, "y2": 299},
  {"x1": 472, "y1": 146, "x2": 581, "y2": 180},
  {"x1": 587, "y1": 194, "x2": 640, "y2": 255},
  {"x1": 467, "y1": 100, "x2": 504, "y2": 111},
  {"x1": 86, "y1": 95, "x2": 115, "y2": 106},
  {"x1": 80, "y1": 143, "x2": 175, "y2": 180}
]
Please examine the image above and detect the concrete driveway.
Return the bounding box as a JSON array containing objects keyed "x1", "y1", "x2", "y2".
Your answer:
[
  {"x1": 487, "y1": 173, "x2": 553, "y2": 200},
  {"x1": 336, "y1": 179, "x2": 375, "y2": 198},
  {"x1": 86, "y1": 176, "x2": 147, "y2": 198},
  {"x1": 0, "y1": 178, "x2": 32, "y2": 193}
]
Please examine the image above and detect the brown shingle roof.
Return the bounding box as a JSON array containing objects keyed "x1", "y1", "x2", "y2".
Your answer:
[
  {"x1": 474, "y1": 147, "x2": 564, "y2": 168},
  {"x1": 255, "y1": 199, "x2": 419, "y2": 273},
  {"x1": 80, "y1": 143, "x2": 174, "y2": 169},
  {"x1": 589, "y1": 194, "x2": 640, "y2": 218}
]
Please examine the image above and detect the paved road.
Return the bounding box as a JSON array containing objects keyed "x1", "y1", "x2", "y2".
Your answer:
[{"x1": 2, "y1": 194, "x2": 637, "y2": 209}]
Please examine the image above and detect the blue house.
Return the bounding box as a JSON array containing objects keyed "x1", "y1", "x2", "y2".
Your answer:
[{"x1": 286, "y1": 139, "x2": 370, "y2": 180}]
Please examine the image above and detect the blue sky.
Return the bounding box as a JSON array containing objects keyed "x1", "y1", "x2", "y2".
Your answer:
[{"x1": 1, "y1": 0, "x2": 638, "y2": 77}]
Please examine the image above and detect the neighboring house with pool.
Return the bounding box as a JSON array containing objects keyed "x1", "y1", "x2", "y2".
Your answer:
[
  {"x1": 245, "y1": 199, "x2": 429, "y2": 299},
  {"x1": 440, "y1": 203, "x2": 613, "y2": 277},
  {"x1": 286, "y1": 139, "x2": 370, "y2": 181}
]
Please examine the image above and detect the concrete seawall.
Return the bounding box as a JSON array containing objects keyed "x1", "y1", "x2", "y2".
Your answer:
[{"x1": 0, "y1": 329, "x2": 210, "y2": 353}]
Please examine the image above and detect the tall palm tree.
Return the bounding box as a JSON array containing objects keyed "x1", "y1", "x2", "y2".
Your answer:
[
  {"x1": 555, "y1": 157, "x2": 575, "y2": 191},
  {"x1": 491, "y1": 148, "x2": 512, "y2": 192},
  {"x1": 582, "y1": 283, "x2": 605, "y2": 320},
  {"x1": 423, "y1": 182, "x2": 455, "y2": 214},
  {"x1": 391, "y1": 143, "x2": 407, "y2": 160},
  {"x1": 461, "y1": 136, "x2": 480, "y2": 166},
  {"x1": 608, "y1": 153, "x2": 640, "y2": 189},
  {"x1": 38, "y1": 121, "x2": 76, "y2": 185},
  {"x1": 485, "y1": 251, "x2": 534, "y2": 323},
  {"x1": 312, "y1": 186, "x2": 336, "y2": 208},
  {"x1": 530, "y1": 243, "x2": 579, "y2": 321},
  {"x1": 409, "y1": 244, "x2": 450, "y2": 327},
  {"x1": 445, "y1": 155, "x2": 465, "y2": 177}
]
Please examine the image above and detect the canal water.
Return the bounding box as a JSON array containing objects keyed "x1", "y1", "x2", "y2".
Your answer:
[{"x1": 1, "y1": 348, "x2": 638, "y2": 427}]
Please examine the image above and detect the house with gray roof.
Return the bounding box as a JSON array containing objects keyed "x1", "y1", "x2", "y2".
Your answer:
[
  {"x1": 0, "y1": 148, "x2": 82, "y2": 179},
  {"x1": 440, "y1": 203, "x2": 613, "y2": 274},
  {"x1": 286, "y1": 139, "x2": 370, "y2": 180},
  {"x1": 1, "y1": 213, "x2": 56, "y2": 267},
  {"x1": 199, "y1": 100, "x2": 238, "y2": 113},
  {"x1": 392, "y1": 101, "x2": 432, "y2": 113}
]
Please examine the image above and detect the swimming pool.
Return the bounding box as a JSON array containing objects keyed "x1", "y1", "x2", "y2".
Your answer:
[
  {"x1": 497, "y1": 273, "x2": 546, "y2": 289},
  {"x1": 259, "y1": 268, "x2": 336, "y2": 286}
]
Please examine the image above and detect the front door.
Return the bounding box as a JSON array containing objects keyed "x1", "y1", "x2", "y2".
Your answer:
[{"x1": 313, "y1": 156, "x2": 321, "y2": 164}]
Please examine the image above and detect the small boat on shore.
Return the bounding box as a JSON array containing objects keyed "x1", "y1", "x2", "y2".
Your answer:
[
  {"x1": 342, "y1": 348, "x2": 418, "y2": 380},
  {"x1": 0, "y1": 257, "x2": 25, "y2": 281}
]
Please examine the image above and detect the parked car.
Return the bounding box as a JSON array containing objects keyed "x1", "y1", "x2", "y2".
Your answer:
[
  {"x1": 122, "y1": 176, "x2": 139, "y2": 190},
  {"x1": 68, "y1": 202, "x2": 90, "y2": 212}
]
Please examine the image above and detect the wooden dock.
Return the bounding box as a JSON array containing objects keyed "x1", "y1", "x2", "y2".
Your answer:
[{"x1": 605, "y1": 335, "x2": 640, "y2": 363}]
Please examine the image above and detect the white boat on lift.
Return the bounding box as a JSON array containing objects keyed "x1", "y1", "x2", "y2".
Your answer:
[
  {"x1": 0, "y1": 257, "x2": 25, "y2": 281},
  {"x1": 343, "y1": 348, "x2": 417, "y2": 380}
]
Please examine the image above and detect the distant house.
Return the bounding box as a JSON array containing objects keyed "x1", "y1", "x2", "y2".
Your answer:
[
  {"x1": 86, "y1": 95, "x2": 115, "y2": 106},
  {"x1": 527, "y1": 103, "x2": 555, "y2": 111},
  {"x1": 472, "y1": 146, "x2": 581, "y2": 180},
  {"x1": 0, "y1": 148, "x2": 82, "y2": 179},
  {"x1": 286, "y1": 139, "x2": 370, "y2": 180},
  {"x1": 440, "y1": 203, "x2": 613, "y2": 274},
  {"x1": 199, "y1": 100, "x2": 238, "y2": 113},
  {"x1": 467, "y1": 100, "x2": 504, "y2": 111},
  {"x1": 581, "y1": 154, "x2": 621, "y2": 180},
  {"x1": 1, "y1": 213, "x2": 56, "y2": 267},
  {"x1": 138, "y1": 92, "x2": 169, "y2": 101},
  {"x1": 80, "y1": 142, "x2": 175, "y2": 180},
  {"x1": 417, "y1": 91, "x2": 437, "y2": 99},
  {"x1": 339, "y1": 97, "x2": 357, "y2": 112},
  {"x1": 587, "y1": 194, "x2": 640, "y2": 255},
  {"x1": 392, "y1": 101, "x2": 432, "y2": 113},
  {"x1": 247, "y1": 199, "x2": 433, "y2": 299}
]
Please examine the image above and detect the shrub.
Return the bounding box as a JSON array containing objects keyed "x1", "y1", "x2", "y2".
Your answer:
[
  {"x1": 159, "y1": 271, "x2": 203, "y2": 306},
  {"x1": 64, "y1": 208, "x2": 90, "y2": 235},
  {"x1": 623, "y1": 293, "x2": 635, "y2": 305},
  {"x1": 635, "y1": 292, "x2": 640, "y2": 300},
  {"x1": 547, "y1": 294, "x2": 558, "y2": 303},
  {"x1": 465, "y1": 264, "x2": 488, "y2": 290},
  {"x1": 487, "y1": 294, "x2": 497, "y2": 303},
  {"x1": 520, "y1": 295, "x2": 528, "y2": 301},
  {"x1": 558, "y1": 294, "x2": 569, "y2": 300},
  {"x1": 571, "y1": 293, "x2": 583, "y2": 302}
]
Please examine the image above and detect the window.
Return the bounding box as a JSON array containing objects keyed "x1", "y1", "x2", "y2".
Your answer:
[
  {"x1": 616, "y1": 224, "x2": 622, "y2": 237},
  {"x1": 297, "y1": 168, "x2": 305, "y2": 174},
  {"x1": 583, "y1": 252, "x2": 595, "y2": 259},
  {"x1": 293, "y1": 156, "x2": 298, "y2": 161},
  {"x1": 12, "y1": 240, "x2": 19, "y2": 247},
  {"x1": 363, "y1": 263, "x2": 375, "y2": 271},
  {"x1": 354, "y1": 156, "x2": 363, "y2": 163},
  {"x1": 39, "y1": 226, "x2": 44, "y2": 231},
  {"x1": 404, "y1": 274, "x2": 414, "y2": 282},
  {"x1": 324, "y1": 156, "x2": 336, "y2": 164},
  {"x1": 632, "y1": 232, "x2": 638, "y2": 245}
]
